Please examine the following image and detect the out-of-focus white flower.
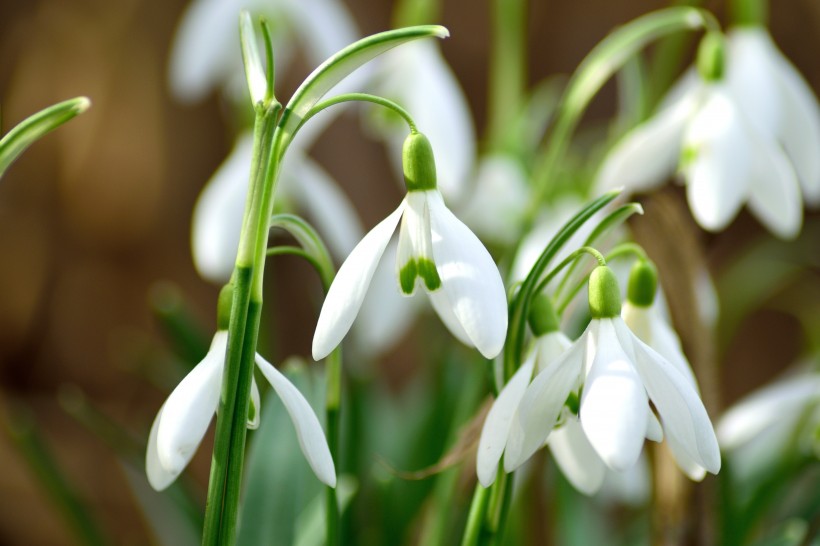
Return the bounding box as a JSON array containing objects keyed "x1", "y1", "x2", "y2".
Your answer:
[
  {"x1": 191, "y1": 129, "x2": 364, "y2": 283},
  {"x1": 169, "y1": 0, "x2": 359, "y2": 103},
  {"x1": 726, "y1": 27, "x2": 820, "y2": 206},
  {"x1": 459, "y1": 155, "x2": 530, "y2": 246},
  {"x1": 312, "y1": 133, "x2": 507, "y2": 360},
  {"x1": 718, "y1": 366, "x2": 820, "y2": 477},
  {"x1": 505, "y1": 267, "x2": 720, "y2": 480},
  {"x1": 370, "y1": 41, "x2": 476, "y2": 201},
  {"x1": 146, "y1": 331, "x2": 336, "y2": 491},
  {"x1": 597, "y1": 39, "x2": 802, "y2": 239}
]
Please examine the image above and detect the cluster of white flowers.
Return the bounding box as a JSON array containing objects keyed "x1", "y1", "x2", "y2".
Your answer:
[
  {"x1": 597, "y1": 26, "x2": 820, "y2": 239},
  {"x1": 478, "y1": 263, "x2": 721, "y2": 495}
]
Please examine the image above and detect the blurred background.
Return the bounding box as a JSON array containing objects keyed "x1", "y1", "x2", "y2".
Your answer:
[{"x1": 1, "y1": 0, "x2": 819, "y2": 544}]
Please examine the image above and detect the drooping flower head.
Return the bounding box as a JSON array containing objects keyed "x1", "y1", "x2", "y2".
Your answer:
[
  {"x1": 146, "y1": 285, "x2": 335, "y2": 491},
  {"x1": 312, "y1": 132, "x2": 508, "y2": 361},
  {"x1": 597, "y1": 31, "x2": 803, "y2": 239},
  {"x1": 504, "y1": 265, "x2": 721, "y2": 482}
]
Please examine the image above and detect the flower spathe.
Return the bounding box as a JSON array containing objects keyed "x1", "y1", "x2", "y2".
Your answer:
[
  {"x1": 146, "y1": 331, "x2": 336, "y2": 491},
  {"x1": 505, "y1": 267, "x2": 721, "y2": 480},
  {"x1": 312, "y1": 133, "x2": 507, "y2": 361}
]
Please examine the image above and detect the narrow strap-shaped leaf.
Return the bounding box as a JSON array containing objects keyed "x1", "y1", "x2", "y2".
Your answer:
[
  {"x1": 278, "y1": 25, "x2": 448, "y2": 141},
  {"x1": 0, "y1": 97, "x2": 90, "y2": 178}
]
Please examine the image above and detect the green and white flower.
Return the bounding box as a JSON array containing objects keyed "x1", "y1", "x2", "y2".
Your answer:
[
  {"x1": 504, "y1": 267, "x2": 720, "y2": 481},
  {"x1": 146, "y1": 331, "x2": 336, "y2": 491},
  {"x1": 597, "y1": 33, "x2": 802, "y2": 239},
  {"x1": 312, "y1": 132, "x2": 507, "y2": 360}
]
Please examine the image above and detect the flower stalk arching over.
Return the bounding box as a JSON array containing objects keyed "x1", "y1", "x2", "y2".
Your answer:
[
  {"x1": 596, "y1": 32, "x2": 803, "y2": 239},
  {"x1": 146, "y1": 330, "x2": 336, "y2": 491},
  {"x1": 503, "y1": 266, "x2": 721, "y2": 484},
  {"x1": 312, "y1": 132, "x2": 508, "y2": 360}
]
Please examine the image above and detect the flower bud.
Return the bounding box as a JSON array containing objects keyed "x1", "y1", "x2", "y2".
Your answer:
[
  {"x1": 402, "y1": 132, "x2": 437, "y2": 192},
  {"x1": 627, "y1": 260, "x2": 657, "y2": 308},
  {"x1": 588, "y1": 266, "x2": 622, "y2": 319},
  {"x1": 697, "y1": 32, "x2": 726, "y2": 82},
  {"x1": 527, "y1": 292, "x2": 561, "y2": 337}
]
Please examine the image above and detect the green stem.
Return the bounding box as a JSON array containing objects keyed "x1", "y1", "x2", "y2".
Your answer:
[
  {"x1": 486, "y1": 0, "x2": 526, "y2": 152},
  {"x1": 304, "y1": 92, "x2": 418, "y2": 133},
  {"x1": 202, "y1": 104, "x2": 281, "y2": 545},
  {"x1": 460, "y1": 483, "x2": 491, "y2": 546},
  {"x1": 730, "y1": 0, "x2": 767, "y2": 27}
]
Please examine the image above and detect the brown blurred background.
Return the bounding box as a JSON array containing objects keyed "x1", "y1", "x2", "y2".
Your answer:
[{"x1": 0, "y1": 0, "x2": 818, "y2": 543}]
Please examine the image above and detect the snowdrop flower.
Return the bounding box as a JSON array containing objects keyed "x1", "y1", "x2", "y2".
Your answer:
[
  {"x1": 169, "y1": 0, "x2": 358, "y2": 104},
  {"x1": 621, "y1": 260, "x2": 708, "y2": 480},
  {"x1": 505, "y1": 266, "x2": 721, "y2": 482},
  {"x1": 597, "y1": 32, "x2": 802, "y2": 239},
  {"x1": 718, "y1": 365, "x2": 820, "y2": 477},
  {"x1": 726, "y1": 26, "x2": 820, "y2": 205},
  {"x1": 146, "y1": 292, "x2": 335, "y2": 490},
  {"x1": 192, "y1": 126, "x2": 364, "y2": 283},
  {"x1": 477, "y1": 294, "x2": 571, "y2": 487},
  {"x1": 312, "y1": 132, "x2": 507, "y2": 360},
  {"x1": 370, "y1": 41, "x2": 476, "y2": 201}
]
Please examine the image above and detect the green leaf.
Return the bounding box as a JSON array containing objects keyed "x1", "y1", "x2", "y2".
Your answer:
[
  {"x1": 0, "y1": 97, "x2": 90, "y2": 178},
  {"x1": 293, "y1": 476, "x2": 358, "y2": 546},
  {"x1": 239, "y1": 11, "x2": 268, "y2": 106},
  {"x1": 278, "y1": 25, "x2": 448, "y2": 142}
]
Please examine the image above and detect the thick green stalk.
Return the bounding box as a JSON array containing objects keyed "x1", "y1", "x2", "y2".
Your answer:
[
  {"x1": 460, "y1": 483, "x2": 491, "y2": 546},
  {"x1": 202, "y1": 106, "x2": 280, "y2": 545},
  {"x1": 486, "y1": 0, "x2": 526, "y2": 152}
]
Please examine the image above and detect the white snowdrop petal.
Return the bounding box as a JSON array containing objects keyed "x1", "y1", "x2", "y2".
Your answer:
[
  {"x1": 427, "y1": 289, "x2": 474, "y2": 347},
  {"x1": 596, "y1": 93, "x2": 692, "y2": 194},
  {"x1": 146, "y1": 405, "x2": 178, "y2": 491},
  {"x1": 745, "y1": 122, "x2": 803, "y2": 239},
  {"x1": 548, "y1": 418, "x2": 607, "y2": 496},
  {"x1": 726, "y1": 28, "x2": 783, "y2": 137},
  {"x1": 192, "y1": 134, "x2": 254, "y2": 282},
  {"x1": 427, "y1": 191, "x2": 507, "y2": 358},
  {"x1": 645, "y1": 410, "x2": 664, "y2": 443},
  {"x1": 255, "y1": 355, "x2": 337, "y2": 487},
  {"x1": 666, "y1": 430, "x2": 707, "y2": 481},
  {"x1": 505, "y1": 336, "x2": 585, "y2": 472},
  {"x1": 312, "y1": 201, "x2": 405, "y2": 360},
  {"x1": 157, "y1": 332, "x2": 227, "y2": 474},
  {"x1": 533, "y1": 331, "x2": 573, "y2": 375},
  {"x1": 616, "y1": 320, "x2": 720, "y2": 474},
  {"x1": 581, "y1": 320, "x2": 648, "y2": 472},
  {"x1": 168, "y1": 0, "x2": 240, "y2": 103},
  {"x1": 683, "y1": 88, "x2": 750, "y2": 232},
  {"x1": 718, "y1": 372, "x2": 820, "y2": 450},
  {"x1": 765, "y1": 32, "x2": 820, "y2": 204},
  {"x1": 477, "y1": 357, "x2": 535, "y2": 487}
]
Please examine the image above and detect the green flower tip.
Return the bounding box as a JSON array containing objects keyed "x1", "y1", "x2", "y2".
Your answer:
[
  {"x1": 588, "y1": 266, "x2": 622, "y2": 319},
  {"x1": 217, "y1": 283, "x2": 234, "y2": 330},
  {"x1": 697, "y1": 32, "x2": 725, "y2": 82},
  {"x1": 399, "y1": 258, "x2": 440, "y2": 294},
  {"x1": 527, "y1": 292, "x2": 560, "y2": 337},
  {"x1": 627, "y1": 260, "x2": 657, "y2": 307},
  {"x1": 402, "y1": 132, "x2": 437, "y2": 192}
]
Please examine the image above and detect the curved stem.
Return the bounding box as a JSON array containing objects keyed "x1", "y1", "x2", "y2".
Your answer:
[
  {"x1": 533, "y1": 246, "x2": 606, "y2": 297},
  {"x1": 304, "y1": 92, "x2": 418, "y2": 133}
]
